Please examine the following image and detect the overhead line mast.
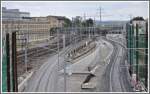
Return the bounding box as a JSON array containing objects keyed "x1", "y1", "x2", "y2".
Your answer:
[{"x1": 99, "y1": 6, "x2": 102, "y2": 22}]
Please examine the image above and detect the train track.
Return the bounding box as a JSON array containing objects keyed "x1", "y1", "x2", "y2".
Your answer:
[
  {"x1": 104, "y1": 37, "x2": 132, "y2": 92},
  {"x1": 23, "y1": 36, "x2": 91, "y2": 92},
  {"x1": 17, "y1": 43, "x2": 63, "y2": 64},
  {"x1": 109, "y1": 42, "x2": 121, "y2": 91},
  {"x1": 103, "y1": 38, "x2": 120, "y2": 91},
  {"x1": 16, "y1": 36, "x2": 88, "y2": 64}
]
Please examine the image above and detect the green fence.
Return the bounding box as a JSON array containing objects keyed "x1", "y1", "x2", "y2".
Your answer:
[
  {"x1": 126, "y1": 21, "x2": 148, "y2": 89},
  {"x1": 2, "y1": 33, "x2": 7, "y2": 92},
  {"x1": 2, "y1": 32, "x2": 18, "y2": 92}
]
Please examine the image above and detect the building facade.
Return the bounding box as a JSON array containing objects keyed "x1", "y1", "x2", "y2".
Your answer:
[
  {"x1": 2, "y1": 7, "x2": 30, "y2": 21},
  {"x1": 2, "y1": 16, "x2": 66, "y2": 44}
]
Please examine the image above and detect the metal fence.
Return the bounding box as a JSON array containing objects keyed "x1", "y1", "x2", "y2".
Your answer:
[{"x1": 126, "y1": 21, "x2": 148, "y2": 90}]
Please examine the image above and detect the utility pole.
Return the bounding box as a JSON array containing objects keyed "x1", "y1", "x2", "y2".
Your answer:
[
  {"x1": 84, "y1": 13, "x2": 86, "y2": 21},
  {"x1": 64, "y1": 60, "x2": 67, "y2": 92},
  {"x1": 88, "y1": 17, "x2": 90, "y2": 39},
  {"x1": 22, "y1": 17, "x2": 31, "y2": 73},
  {"x1": 63, "y1": 30, "x2": 66, "y2": 49},
  {"x1": 25, "y1": 36, "x2": 27, "y2": 73},
  {"x1": 25, "y1": 20, "x2": 29, "y2": 73},
  {"x1": 99, "y1": 6, "x2": 102, "y2": 25},
  {"x1": 98, "y1": 6, "x2": 102, "y2": 67},
  {"x1": 57, "y1": 27, "x2": 60, "y2": 71},
  {"x1": 94, "y1": 17, "x2": 95, "y2": 36},
  {"x1": 63, "y1": 28, "x2": 66, "y2": 92}
]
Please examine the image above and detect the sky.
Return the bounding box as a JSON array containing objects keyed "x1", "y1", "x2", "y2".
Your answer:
[{"x1": 2, "y1": 1, "x2": 149, "y2": 21}]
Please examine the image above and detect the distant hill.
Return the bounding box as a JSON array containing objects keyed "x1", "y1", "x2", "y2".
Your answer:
[{"x1": 95, "y1": 20, "x2": 128, "y2": 26}]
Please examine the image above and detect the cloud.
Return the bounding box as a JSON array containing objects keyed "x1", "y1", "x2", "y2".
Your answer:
[{"x1": 2, "y1": 1, "x2": 149, "y2": 21}]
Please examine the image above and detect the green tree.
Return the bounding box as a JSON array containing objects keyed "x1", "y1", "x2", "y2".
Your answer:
[
  {"x1": 72, "y1": 16, "x2": 82, "y2": 27},
  {"x1": 63, "y1": 18, "x2": 72, "y2": 27},
  {"x1": 82, "y1": 21, "x2": 86, "y2": 27},
  {"x1": 85, "y1": 18, "x2": 94, "y2": 27},
  {"x1": 82, "y1": 18, "x2": 94, "y2": 27}
]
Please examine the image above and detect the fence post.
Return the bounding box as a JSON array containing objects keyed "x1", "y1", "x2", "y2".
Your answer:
[
  {"x1": 145, "y1": 22, "x2": 148, "y2": 89},
  {"x1": 136, "y1": 24, "x2": 139, "y2": 82},
  {"x1": 6, "y1": 33, "x2": 11, "y2": 91},
  {"x1": 12, "y1": 32, "x2": 18, "y2": 92}
]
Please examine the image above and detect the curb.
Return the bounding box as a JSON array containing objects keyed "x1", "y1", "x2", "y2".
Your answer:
[{"x1": 18, "y1": 71, "x2": 34, "y2": 92}]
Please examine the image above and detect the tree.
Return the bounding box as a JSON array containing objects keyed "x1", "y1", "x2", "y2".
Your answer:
[
  {"x1": 82, "y1": 18, "x2": 94, "y2": 27},
  {"x1": 82, "y1": 21, "x2": 87, "y2": 27},
  {"x1": 72, "y1": 16, "x2": 82, "y2": 27},
  {"x1": 130, "y1": 16, "x2": 144, "y2": 23},
  {"x1": 63, "y1": 18, "x2": 72, "y2": 27},
  {"x1": 86, "y1": 18, "x2": 94, "y2": 27},
  {"x1": 49, "y1": 27, "x2": 58, "y2": 35}
]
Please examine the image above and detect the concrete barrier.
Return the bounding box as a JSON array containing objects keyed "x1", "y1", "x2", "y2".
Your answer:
[
  {"x1": 18, "y1": 71, "x2": 34, "y2": 92},
  {"x1": 81, "y1": 74, "x2": 97, "y2": 89}
]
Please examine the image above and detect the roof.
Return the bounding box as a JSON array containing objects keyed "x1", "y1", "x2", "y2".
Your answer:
[{"x1": 47, "y1": 15, "x2": 66, "y2": 20}]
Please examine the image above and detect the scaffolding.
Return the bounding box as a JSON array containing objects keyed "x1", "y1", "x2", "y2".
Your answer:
[{"x1": 126, "y1": 19, "x2": 148, "y2": 90}]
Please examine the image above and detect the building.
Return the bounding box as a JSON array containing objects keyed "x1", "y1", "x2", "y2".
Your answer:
[
  {"x1": 31, "y1": 16, "x2": 65, "y2": 27},
  {"x1": 126, "y1": 17, "x2": 148, "y2": 90},
  {"x1": 2, "y1": 7, "x2": 30, "y2": 21},
  {"x1": 2, "y1": 15, "x2": 66, "y2": 44},
  {"x1": 101, "y1": 21, "x2": 126, "y2": 32}
]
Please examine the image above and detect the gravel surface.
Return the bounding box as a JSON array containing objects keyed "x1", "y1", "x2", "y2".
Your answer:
[
  {"x1": 17, "y1": 52, "x2": 56, "y2": 77},
  {"x1": 57, "y1": 38, "x2": 113, "y2": 92}
]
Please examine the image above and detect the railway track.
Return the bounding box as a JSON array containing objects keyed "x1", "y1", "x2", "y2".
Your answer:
[
  {"x1": 109, "y1": 43, "x2": 122, "y2": 91},
  {"x1": 23, "y1": 36, "x2": 91, "y2": 92},
  {"x1": 16, "y1": 35, "x2": 89, "y2": 64},
  {"x1": 17, "y1": 43, "x2": 63, "y2": 64},
  {"x1": 103, "y1": 37, "x2": 132, "y2": 92},
  {"x1": 104, "y1": 38, "x2": 120, "y2": 91},
  {"x1": 16, "y1": 36, "x2": 72, "y2": 63}
]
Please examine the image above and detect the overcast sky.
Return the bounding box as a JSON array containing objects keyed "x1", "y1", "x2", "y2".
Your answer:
[{"x1": 2, "y1": 1, "x2": 149, "y2": 21}]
